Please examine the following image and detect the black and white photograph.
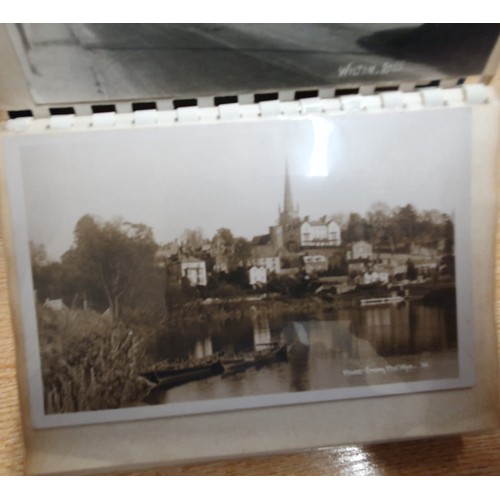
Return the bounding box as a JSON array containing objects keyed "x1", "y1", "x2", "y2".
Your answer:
[
  {"x1": 5, "y1": 107, "x2": 473, "y2": 427},
  {"x1": 6, "y1": 23, "x2": 500, "y2": 104}
]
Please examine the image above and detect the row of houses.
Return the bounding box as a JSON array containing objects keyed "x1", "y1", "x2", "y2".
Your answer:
[
  {"x1": 156, "y1": 167, "x2": 446, "y2": 289},
  {"x1": 159, "y1": 255, "x2": 330, "y2": 288},
  {"x1": 157, "y1": 239, "x2": 442, "y2": 289}
]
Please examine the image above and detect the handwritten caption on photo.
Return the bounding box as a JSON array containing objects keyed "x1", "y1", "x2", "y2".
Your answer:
[{"x1": 338, "y1": 61, "x2": 405, "y2": 78}]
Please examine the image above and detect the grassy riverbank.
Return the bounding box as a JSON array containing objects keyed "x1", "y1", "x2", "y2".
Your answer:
[
  {"x1": 169, "y1": 282, "x2": 456, "y2": 323},
  {"x1": 38, "y1": 306, "x2": 156, "y2": 413},
  {"x1": 37, "y1": 281, "x2": 455, "y2": 413}
]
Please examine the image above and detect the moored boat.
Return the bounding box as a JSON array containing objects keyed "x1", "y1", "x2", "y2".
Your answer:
[
  {"x1": 221, "y1": 343, "x2": 288, "y2": 376},
  {"x1": 140, "y1": 343, "x2": 288, "y2": 389},
  {"x1": 139, "y1": 360, "x2": 224, "y2": 389}
]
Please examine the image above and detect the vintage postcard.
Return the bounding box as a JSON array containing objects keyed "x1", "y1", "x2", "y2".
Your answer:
[
  {"x1": 2, "y1": 106, "x2": 473, "y2": 428},
  {"x1": 5, "y1": 23, "x2": 499, "y2": 104}
]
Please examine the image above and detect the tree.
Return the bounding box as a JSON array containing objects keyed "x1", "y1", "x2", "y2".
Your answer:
[
  {"x1": 213, "y1": 228, "x2": 234, "y2": 254},
  {"x1": 367, "y1": 202, "x2": 391, "y2": 252},
  {"x1": 442, "y1": 214, "x2": 454, "y2": 253},
  {"x1": 394, "y1": 204, "x2": 418, "y2": 242},
  {"x1": 30, "y1": 241, "x2": 48, "y2": 266},
  {"x1": 343, "y1": 213, "x2": 372, "y2": 243},
  {"x1": 67, "y1": 215, "x2": 159, "y2": 322},
  {"x1": 181, "y1": 227, "x2": 204, "y2": 253},
  {"x1": 211, "y1": 227, "x2": 236, "y2": 272},
  {"x1": 232, "y1": 237, "x2": 252, "y2": 268},
  {"x1": 30, "y1": 242, "x2": 66, "y2": 304}
]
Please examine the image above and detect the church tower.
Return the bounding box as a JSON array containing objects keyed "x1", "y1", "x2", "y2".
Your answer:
[{"x1": 273, "y1": 163, "x2": 301, "y2": 254}]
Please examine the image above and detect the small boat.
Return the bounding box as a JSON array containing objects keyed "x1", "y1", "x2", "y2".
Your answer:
[
  {"x1": 139, "y1": 360, "x2": 224, "y2": 389},
  {"x1": 221, "y1": 344, "x2": 288, "y2": 376},
  {"x1": 360, "y1": 296, "x2": 405, "y2": 306}
]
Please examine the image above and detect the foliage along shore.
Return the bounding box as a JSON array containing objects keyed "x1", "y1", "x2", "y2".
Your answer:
[{"x1": 38, "y1": 306, "x2": 157, "y2": 414}]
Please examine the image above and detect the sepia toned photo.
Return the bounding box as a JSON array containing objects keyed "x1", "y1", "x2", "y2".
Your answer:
[
  {"x1": 4, "y1": 107, "x2": 473, "y2": 427},
  {"x1": 5, "y1": 23, "x2": 499, "y2": 105}
]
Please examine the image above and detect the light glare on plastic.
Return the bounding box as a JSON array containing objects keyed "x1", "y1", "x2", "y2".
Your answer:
[{"x1": 307, "y1": 117, "x2": 333, "y2": 177}]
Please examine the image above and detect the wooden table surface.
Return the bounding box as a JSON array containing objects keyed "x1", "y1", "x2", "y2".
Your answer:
[{"x1": 1, "y1": 79, "x2": 499, "y2": 476}]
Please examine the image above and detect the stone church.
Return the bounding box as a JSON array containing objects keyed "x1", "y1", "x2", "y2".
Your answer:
[{"x1": 269, "y1": 165, "x2": 341, "y2": 255}]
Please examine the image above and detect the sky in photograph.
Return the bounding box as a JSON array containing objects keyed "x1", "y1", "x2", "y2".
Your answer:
[{"x1": 16, "y1": 107, "x2": 470, "y2": 260}]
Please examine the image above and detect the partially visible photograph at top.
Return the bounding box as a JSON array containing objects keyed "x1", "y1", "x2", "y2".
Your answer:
[{"x1": 6, "y1": 23, "x2": 500, "y2": 105}]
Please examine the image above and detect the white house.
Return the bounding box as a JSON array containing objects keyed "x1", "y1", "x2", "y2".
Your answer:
[
  {"x1": 300, "y1": 217, "x2": 341, "y2": 247},
  {"x1": 180, "y1": 258, "x2": 207, "y2": 287},
  {"x1": 347, "y1": 240, "x2": 373, "y2": 261},
  {"x1": 251, "y1": 240, "x2": 281, "y2": 275},
  {"x1": 362, "y1": 263, "x2": 389, "y2": 285},
  {"x1": 252, "y1": 256, "x2": 281, "y2": 274},
  {"x1": 248, "y1": 266, "x2": 267, "y2": 287}
]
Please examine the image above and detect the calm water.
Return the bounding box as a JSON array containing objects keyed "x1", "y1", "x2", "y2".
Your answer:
[{"x1": 147, "y1": 301, "x2": 458, "y2": 405}]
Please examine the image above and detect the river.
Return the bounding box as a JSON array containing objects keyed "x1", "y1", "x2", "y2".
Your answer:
[{"x1": 146, "y1": 300, "x2": 458, "y2": 405}]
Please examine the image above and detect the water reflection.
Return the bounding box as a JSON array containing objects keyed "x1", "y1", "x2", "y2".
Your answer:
[
  {"x1": 191, "y1": 338, "x2": 213, "y2": 360},
  {"x1": 344, "y1": 301, "x2": 457, "y2": 357},
  {"x1": 149, "y1": 301, "x2": 458, "y2": 405},
  {"x1": 252, "y1": 314, "x2": 271, "y2": 351}
]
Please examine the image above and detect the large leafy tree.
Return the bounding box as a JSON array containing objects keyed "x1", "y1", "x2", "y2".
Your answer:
[
  {"x1": 30, "y1": 241, "x2": 66, "y2": 304},
  {"x1": 64, "y1": 215, "x2": 159, "y2": 322},
  {"x1": 394, "y1": 204, "x2": 419, "y2": 242}
]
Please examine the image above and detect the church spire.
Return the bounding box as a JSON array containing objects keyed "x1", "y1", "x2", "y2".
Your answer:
[
  {"x1": 279, "y1": 163, "x2": 299, "y2": 226},
  {"x1": 283, "y1": 163, "x2": 294, "y2": 216}
]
